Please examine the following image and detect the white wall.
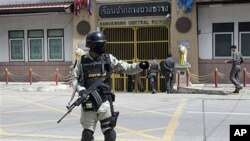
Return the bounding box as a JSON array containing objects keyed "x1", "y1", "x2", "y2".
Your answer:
[
  {"x1": 0, "y1": 13, "x2": 73, "y2": 62},
  {"x1": 198, "y1": 3, "x2": 250, "y2": 59}
]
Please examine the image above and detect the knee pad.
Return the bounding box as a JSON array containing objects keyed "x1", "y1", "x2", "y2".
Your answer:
[
  {"x1": 104, "y1": 129, "x2": 116, "y2": 141},
  {"x1": 81, "y1": 129, "x2": 94, "y2": 141}
]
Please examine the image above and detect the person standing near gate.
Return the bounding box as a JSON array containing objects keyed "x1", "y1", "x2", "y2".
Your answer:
[
  {"x1": 148, "y1": 56, "x2": 160, "y2": 94},
  {"x1": 164, "y1": 53, "x2": 176, "y2": 93},
  {"x1": 72, "y1": 31, "x2": 149, "y2": 141},
  {"x1": 225, "y1": 45, "x2": 245, "y2": 93}
]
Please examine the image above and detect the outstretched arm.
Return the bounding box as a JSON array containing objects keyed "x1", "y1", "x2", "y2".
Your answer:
[{"x1": 109, "y1": 54, "x2": 148, "y2": 75}]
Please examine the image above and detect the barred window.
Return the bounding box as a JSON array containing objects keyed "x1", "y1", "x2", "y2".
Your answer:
[
  {"x1": 213, "y1": 33, "x2": 233, "y2": 57},
  {"x1": 28, "y1": 30, "x2": 44, "y2": 61},
  {"x1": 48, "y1": 29, "x2": 64, "y2": 61},
  {"x1": 240, "y1": 32, "x2": 250, "y2": 57},
  {"x1": 212, "y1": 23, "x2": 234, "y2": 58},
  {"x1": 239, "y1": 22, "x2": 250, "y2": 57},
  {"x1": 9, "y1": 30, "x2": 24, "y2": 61}
]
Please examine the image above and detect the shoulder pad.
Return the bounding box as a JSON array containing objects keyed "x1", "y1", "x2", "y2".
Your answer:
[
  {"x1": 103, "y1": 54, "x2": 111, "y2": 62},
  {"x1": 81, "y1": 55, "x2": 92, "y2": 64}
]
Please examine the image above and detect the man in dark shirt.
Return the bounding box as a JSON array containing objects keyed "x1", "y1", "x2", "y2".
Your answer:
[
  {"x1": 225, "y1": 45, "x2": 245, "y2": 93},
  {"x1": 164, "y1": 53, "x2": 176, "y2": 93}
]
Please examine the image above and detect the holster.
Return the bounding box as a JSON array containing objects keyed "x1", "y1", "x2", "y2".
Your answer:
[
  {"x1": 108, "y1": 92, "x2": 119, "y2": 128},
  {"x1": 110, "y1": 111, "x2": 119, "y2": 128}
]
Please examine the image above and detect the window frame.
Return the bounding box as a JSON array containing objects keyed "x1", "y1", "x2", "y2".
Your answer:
[
  {"x1": 9, "y1": 38, "x2": 25, "y2": 61},
  {"x1": 239, "y1": 31, "x2": 250, "y2": 58},
  {"x1": 28, "y1": 38, "x2": 44, "y2": 61},
  {"x1": 48, "y1": 37, "x2": 64, "y2": 61},
  {"x1": 9, "y1": 30, "x2": 25, "y2": 61},
  {"x1": 213, "y1": 32, "x2": 233, "y2": 59}
]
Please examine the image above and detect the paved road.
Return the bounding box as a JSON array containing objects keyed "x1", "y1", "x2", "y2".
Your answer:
[{"x1": 1, "y1": 90, "x2": 250, "y2": 141}]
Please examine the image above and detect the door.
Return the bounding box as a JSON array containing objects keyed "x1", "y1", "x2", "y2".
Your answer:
[{"x1": 101, "y1": 26, "x2": 170, "y2": 92}]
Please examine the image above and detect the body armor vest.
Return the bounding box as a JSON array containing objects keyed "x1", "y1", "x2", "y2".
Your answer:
[
  {"x1": 81, "y1": 54, "x2": 111, "y2": 91},
  {"x1": 80, "y1": 54, "x2": 112, "y2": 108}
]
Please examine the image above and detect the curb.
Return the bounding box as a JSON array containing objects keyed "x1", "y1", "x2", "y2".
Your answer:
[{"x1": 177, "y1": 86, "x2": 249, "y2": 95}]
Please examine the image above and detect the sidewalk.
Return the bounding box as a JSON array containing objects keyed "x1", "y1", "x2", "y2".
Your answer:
[
  {"x1": 177, "y1": 83, "x2": 250, "y2": 95},
  {"x1": 0, "y1": 81, "x2": 249, "y2": 95},
  {"x1": 0, "y1": 81, "x2": 72, "y2": 92}
]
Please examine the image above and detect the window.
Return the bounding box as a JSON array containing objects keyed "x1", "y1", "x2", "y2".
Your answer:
[
  {"x1": 48, "y1": 29, "x2": 64, "y2": 61},
  {"x1": 9, "y1": 30, "x2": 24, "y2": 61},
  {"x1": 213, "y1": 33, "x2": 233, "y2": 57},
  {"x1": 240, "y1": 32, "x2": 250, "y2": 57},
  {"x1": 239, "y1": 22, "x2": 250, "y2": 57},
  {"x1": 28, "y1": 30, "x2": 44, "y2": 61},
  {"x1": 212, "y1": 23, "x2": 234, "y2": 58}
]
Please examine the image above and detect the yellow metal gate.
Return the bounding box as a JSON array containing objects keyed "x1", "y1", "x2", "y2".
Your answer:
[{"x1": 101, "y1": 26, "x2": 170, "y2": 92}]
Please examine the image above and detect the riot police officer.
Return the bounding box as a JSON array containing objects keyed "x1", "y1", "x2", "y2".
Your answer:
[
  {"x1": 72, "y1": 31, "x2": 149, "y2": 141},
  {"x1": 148, "y1": 56, "x2": 160, "y2": 94},
  {"x1": 225, "y1": 45, "x2": 244, "y2": 93}
]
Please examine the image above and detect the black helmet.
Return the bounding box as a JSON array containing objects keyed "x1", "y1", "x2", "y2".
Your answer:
[{"x1": 86, "y1": 31, "x2": 106, "y2": 48}]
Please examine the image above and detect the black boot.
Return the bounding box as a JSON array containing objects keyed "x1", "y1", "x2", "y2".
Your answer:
[{"x1": 233, "y1": 89, "x2": 239, "y2": 93}]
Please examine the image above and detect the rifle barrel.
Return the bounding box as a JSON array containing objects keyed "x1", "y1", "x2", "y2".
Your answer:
[{"x1": 57, "y1": 104, "x2": 75, "y2": 124}]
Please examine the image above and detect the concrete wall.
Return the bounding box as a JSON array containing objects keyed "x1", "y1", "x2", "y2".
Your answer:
[
  {"x1": 72, "y1": 1, "x2": 98, "y2": 61},
  {"x1": 171, "y1": 1, "x2": 199, "y2": 76}
]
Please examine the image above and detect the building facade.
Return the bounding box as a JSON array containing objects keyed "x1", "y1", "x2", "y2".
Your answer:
[
  {"x1": 72, "y1": 0, "x2": 198, "y2": 91},
  {"x1": 0, "y1": 0, "x2": 74, "y2": 81},
  {"x1": 1, "y1": 0, "x2": 249, "y2": 91},
  {"x1": 197, "y1": 0, "x2": 250, "y2": 84}
]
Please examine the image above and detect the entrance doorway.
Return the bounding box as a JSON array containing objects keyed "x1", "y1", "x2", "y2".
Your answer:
[{"x1": 101, "y1": 26, "x2": 170, "y2": 92}]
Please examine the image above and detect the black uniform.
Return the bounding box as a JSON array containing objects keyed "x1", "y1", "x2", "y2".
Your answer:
[
  {"x1": 164, "y1": 57, "x2": 176, "y2": 93},
  {"x1": 72, "y1": 31, "x2": 149, "y2": 141}
]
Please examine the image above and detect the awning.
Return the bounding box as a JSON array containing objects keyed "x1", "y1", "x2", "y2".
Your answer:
[
  {"x1": 0, "y1": 2, "x2": 73, "y2": 15},
  {"x1": 196, "y1": 0, "x2": 250, "y2": 5}
]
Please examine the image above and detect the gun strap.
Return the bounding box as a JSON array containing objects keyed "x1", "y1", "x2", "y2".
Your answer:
[
  {"x1": 67, "y1": 85, "x2": 77, "y2": 106},
  {"x1": 108, "y1": 96, "x2": 115, "y2": 115},
  {"x1": 91, "y1": 90, "x2": 103, "y2": 109}
]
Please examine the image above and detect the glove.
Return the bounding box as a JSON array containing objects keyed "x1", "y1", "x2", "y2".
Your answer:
[
  {"x1": 139, "y1": 61, "x2": 149, "y2": 70},
  {"x1": 75, "y1": 90, "x2": 89, "y2": 106},
  {"x1": 78, "y1": 90, "x2": 88, "y2": 98},
  {"x1": 73, "y1": 90, "x2": 89, "y2": 106}
]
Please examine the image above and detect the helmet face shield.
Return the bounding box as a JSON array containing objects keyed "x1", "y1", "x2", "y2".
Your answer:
[
  {"x1": 90, "y1": 42, "x2": 106, "y2": 55},
  {"x1": 85, "y1": 31, "x2": 107, "y2": 55},
  {"x1": 91, "y1": 41, "x2": 106, "y2": 48}
]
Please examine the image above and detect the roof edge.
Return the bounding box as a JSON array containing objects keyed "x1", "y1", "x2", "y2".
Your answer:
[{"x1": 0, "y1": 2, "x2": 73, "y2": 9}]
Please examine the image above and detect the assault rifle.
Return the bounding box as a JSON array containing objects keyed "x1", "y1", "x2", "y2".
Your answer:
[{"x1": 57, "y1": 65, "x2": 123, "y2": 124}]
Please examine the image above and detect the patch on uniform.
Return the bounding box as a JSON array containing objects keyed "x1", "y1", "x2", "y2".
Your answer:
[{"x1": 88, "y1": 73, "x2": 106, "y2": 77}]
